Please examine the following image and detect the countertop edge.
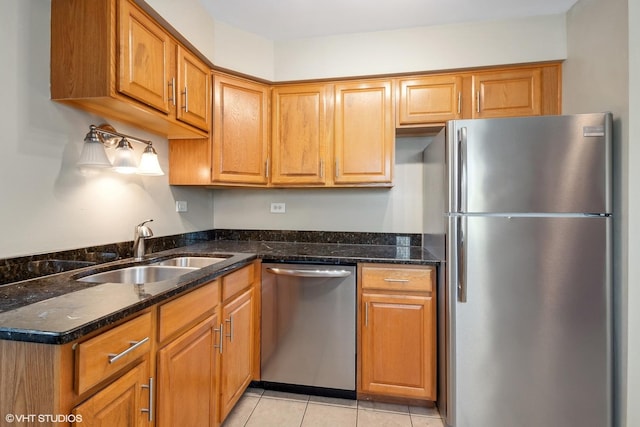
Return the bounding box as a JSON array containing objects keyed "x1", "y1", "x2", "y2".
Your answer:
[{"x1": 0, "y1": 241, "x2": 441, "y2": 344}]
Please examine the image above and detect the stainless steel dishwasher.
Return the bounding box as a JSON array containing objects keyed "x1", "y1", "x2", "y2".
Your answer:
[{"x1": 261, "y1": 263, "x2": 356, "y2": 397}]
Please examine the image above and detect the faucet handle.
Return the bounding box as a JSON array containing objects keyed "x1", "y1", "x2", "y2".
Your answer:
[
  {"x1": 137, "y1": 219, "x2": 154, "y2": 228},
  {"x1": 136, "y1": 219, "x2": 154, "y2": 238}
]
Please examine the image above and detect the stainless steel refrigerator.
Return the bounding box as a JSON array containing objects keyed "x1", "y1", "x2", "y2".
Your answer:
[{"x1": 423, "y1": 113, "x2": 612, "y2": 427}]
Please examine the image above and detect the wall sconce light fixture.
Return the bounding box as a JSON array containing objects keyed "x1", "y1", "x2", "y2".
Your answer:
[{"x1": 77, "y1": 124, "x2": 164, "y2": 176}]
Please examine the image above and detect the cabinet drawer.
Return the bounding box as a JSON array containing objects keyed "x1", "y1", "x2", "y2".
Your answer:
[
  {"x1": 158, "y1": 280, "x2": 219, "y2": 343},
  {"x1": 222, "y1": 263, "x2": 255, "y2": 301},
  {"x1": 76, "y1": 312, "x2": 152, "y2": 395},
  {"x1": 361, "y1": 265, "x2": 434, "y2": 292}
]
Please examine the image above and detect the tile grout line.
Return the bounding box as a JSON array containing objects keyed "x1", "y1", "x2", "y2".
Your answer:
[{"x1": 298, "y1": 398, "x2": 309, "y2": 427}]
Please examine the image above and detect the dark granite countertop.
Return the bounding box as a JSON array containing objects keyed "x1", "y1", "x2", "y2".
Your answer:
[{"x1": 0, "y1": 239, "x2": 440, "y2": 345}]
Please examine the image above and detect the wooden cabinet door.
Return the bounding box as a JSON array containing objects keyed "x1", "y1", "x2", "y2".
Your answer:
[
  {"x1": 271, "y1": 84, "x2": 330, "y2": 185},
  {"x1": 118, "y1": 0, "x2": 171, "y2": 113},
  {"x1": 212, "y1": 74, "x2": 270, "y2": 185},
  {"x1": 219, "y1": 288, "x2": 254, "y2": 422},
  {"x1": 334, "y1": 80, "x2": 394, "y2": 185},
  {"x1": 472, "y1": 68, "x2": 542, "y2": 119},
  {"x1": 176, "y1": 46, "x2": 211, "y2": 131},
  {"x1": 72, "y1": 360, "x2": 151, "y2": 427},
  {"x1": 360, "y1": 293, "x2": 436, "y2": 399},
  {"x1": 396, "y1": 75, "x2": 462, "y2": 126},
  {"x1": 156, "y1": 316, "x2": 218, "y2": 427}
]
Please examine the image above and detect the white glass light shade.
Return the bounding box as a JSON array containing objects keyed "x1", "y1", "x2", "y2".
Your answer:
[
  {"x1": 137, "y1": 144, "x2": 165, "y2": 176},
  {"x1": 77, "y1": 130, "x2": 112, "y2": 169},
  {"x1": 112, "y1": 138, "x2": 138, "y2": 174}
]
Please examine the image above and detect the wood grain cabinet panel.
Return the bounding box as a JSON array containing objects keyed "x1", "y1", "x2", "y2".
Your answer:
[
  {"x1": 72, "y1": 360, "x2": 151, "y2": 427},
  {"x1": 118, "y1": 0, "x2": 171, "y2": 114},
  {"x1": 176, "y1": 47, "x2": 212, "y2": 131},
  {"x1": 472, "y1": 68, "x2": 542, "y2": 119},
  {"x1": 394, "y1": 63, "x2": 561, "y2": 128},
  {"x1": 158, "y1": 280, "x2": 219, "y2": 343},
  {"x1": 212, "y1": 73, "x2": 270, "y2": 185},
  {"x1": 219, "y1": 287, "x2": 255, "y2": 422},
  {"x1": 75, "y1": 312, "x2": 152, "y2": 395},
  {"x1": 51, "y1": 0, "x2": 209, "y2": 138},
  {"x1": 271, "y1": 84, "x2": 330, "y2": 185},
  {"x1": 358, "y1": 264, "x2": 437, "y2": 401},
  {"x1": 361, "y1": 293, "x2": 435, "y2": 399},
  {"x1": 156, "y1": 316, "x2": 218, "y2": 427},
  {"x1": 334, "y1": 80, "x2": 394, "y2": 185},
  {"x1": 396, "y1": 75, "x2": 463, "y2": 126}
]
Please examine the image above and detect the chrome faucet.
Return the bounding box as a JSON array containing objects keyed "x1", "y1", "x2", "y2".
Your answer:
[{"x1": 133, "y1": 219, "x2": 154, "y2": 261}]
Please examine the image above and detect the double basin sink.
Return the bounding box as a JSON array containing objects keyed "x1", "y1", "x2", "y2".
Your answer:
[{"x1": 76, "y1": 256, "x2": 228, "y2": 284}]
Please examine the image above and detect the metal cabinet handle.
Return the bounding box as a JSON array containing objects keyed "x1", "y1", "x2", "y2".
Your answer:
[
  {"x1": 457, "y1": 92, "x2": 461, "y2": 114},
  {"x1": 383, "y1": 278, "x2": 410, "y2": 283},
  {"x1": 168, "y1": 78, "x2": 176, "y2": 106},
  {"x1": 320, "y1": 159, "x2": 324, "y2": 179},
  {"x1": 335, "y1": 160, "x2": 339, "y2": 179},
  {"x1": 214, "y1": 324, "x2": 223, "y2": 354},
  {"x1": 265, "y1": 158, "x2": 270, "y2": 178},
  {"x1": 108, "y1": 337, "x2": 149, "y2": 364},
  {"x1": 225, "y1": 316, "x2": 234, "y2": 342},
  {"x1": 365, "y1": 302, "x2": 369, "y2": 327},
  {"x1": 182, "y1": 87, "x2": 189, "y2": 112},
  {"x1": 266, "y1": 267, "x2": 352, "y2": 278},
  {"x1": 141, "y1": 377, "x2": 154, "y2": 422}
]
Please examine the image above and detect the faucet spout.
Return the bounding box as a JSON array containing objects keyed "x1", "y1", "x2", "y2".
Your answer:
[{"x1": 133, "y1": 219, "x2": 154, "y2": 261}]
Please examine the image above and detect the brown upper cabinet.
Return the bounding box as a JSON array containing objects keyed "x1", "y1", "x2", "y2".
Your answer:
[
  {"x1": 212, "y1": 73, "x2": 270, "y2": 185},
  {"x1": 270, "y1": 79, "x2": 394, "y2": 187},
  {"x1": 396, "y1": 75, "x2": 463, "y2": 126},
  {"x1": 333, "y1": 80, "x2": 394, "y2": 186},
  {"x1": 271, "y1": 83, "x2": 331, "y2": 186},
  {"x1": 171, "y1": 77, "x2": 395, "y2": 188},
  {"x1": 51, "y1": 0, "x2": 211, "y2": 138},
  {"x1": 395, "y1": 62, "x2": 561, "y2": 130},
  {"x1": 471, "y1": 67, "x2": 542, "y2": 119}
]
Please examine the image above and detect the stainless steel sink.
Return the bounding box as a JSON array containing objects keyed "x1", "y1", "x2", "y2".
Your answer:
[
  {"x1": 152, "y1": 256, "x2": 227, "y2": 268},
  {"x1": 77, "y1": 265, "x2": 197, "y2": 284}
]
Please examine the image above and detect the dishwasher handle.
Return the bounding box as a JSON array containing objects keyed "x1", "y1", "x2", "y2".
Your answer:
[{"x1": 265, "y1": 267, "x2": 352, "y2": 278}]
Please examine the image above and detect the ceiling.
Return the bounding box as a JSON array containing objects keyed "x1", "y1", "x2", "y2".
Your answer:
[{"x1": 199, "y1": 0, "x2": 579, "y2": 41}]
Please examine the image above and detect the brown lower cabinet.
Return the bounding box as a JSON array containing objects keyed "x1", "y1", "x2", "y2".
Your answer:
[
  {"x1": 72, "y1": 360, "x2": 151, "y2": 427},
  {"x1": 358, "y1": 264, "x2": 437, "y2": 401},
  {"x1": 0, "y1": 260, "x2": 260, "y2": 427},
  {"x1": 219, "y1": 287, "x2": 256, "y2": 421},
  {"x1": 156, "y1": 315, "x2": 219, "y2": 427}
]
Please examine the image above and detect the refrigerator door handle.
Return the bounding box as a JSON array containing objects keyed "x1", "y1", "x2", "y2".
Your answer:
[
  {"x1": 457, "y1": 215, "x2": 467, "y2": 303},
  {"x1": 458, "y1": 127, "x2": 468, "y2": 213}
]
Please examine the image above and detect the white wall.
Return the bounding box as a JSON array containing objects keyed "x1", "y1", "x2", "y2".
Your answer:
[
  {"x1": 145, "y1": 2, "x2": 566, "y2": 83},
  {"x1": 274, "y1": 14, "x2": 567, "y2": 81},
  {"x1": 0, "y1": 0, "x2": 214, "y2": 259},
  {"x1": 212, "y1": 137, "x2": 430, "y2": 232},
  {"x1": 563, "y1": 0, "x2": 635, "y2": 425}
]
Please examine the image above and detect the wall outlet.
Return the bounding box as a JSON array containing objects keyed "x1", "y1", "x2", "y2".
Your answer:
[
  {"x1": 270, "y1": 202, "x2": 286, "y2": 214},
  {"x1": 175, "y1": 200, "x2": 188, "y2": 212}
]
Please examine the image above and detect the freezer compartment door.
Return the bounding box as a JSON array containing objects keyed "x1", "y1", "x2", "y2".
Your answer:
[
  {"x1": 449, "y1": 113, "x2": 612, "y2": 214},
  {"x1": 448, "y1": 215, "x2": 611, "y2": 427}
]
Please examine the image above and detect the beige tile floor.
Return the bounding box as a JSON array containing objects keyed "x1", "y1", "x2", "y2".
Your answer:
[{"x1": 222, "y1": 388, "x2": 445, "y2": 427}]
